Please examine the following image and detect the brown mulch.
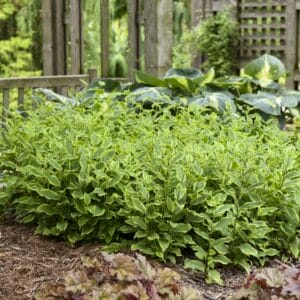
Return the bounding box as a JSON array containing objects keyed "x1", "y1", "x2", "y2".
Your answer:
[{"x1": 0, "y1": 218, "x2": 292, "y2": 300}]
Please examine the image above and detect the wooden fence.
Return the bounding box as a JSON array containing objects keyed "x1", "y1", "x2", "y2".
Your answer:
[
  {"x1": 42, "y1": 0, "x2": 300, "y2": 87},
  {"x1": 0, "y1": 69, "x2": 97, "y2": 125},
  {"x1": 1, "y1": 0, "x2": 300, "y2": 125}
]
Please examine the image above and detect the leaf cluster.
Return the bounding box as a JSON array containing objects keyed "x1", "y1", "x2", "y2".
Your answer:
[
  {"x1": 35, "y1": 252, "x2": 202, "y2": 300},
  {"x1": 198, "y1": 9, "x2": 239, "y2": 76},
  {"x1": 129, "y1": 54, "x2": 300, "y2": 127},
  {"x1": 0, "y1": 96, "x2": 299, "y2": 284},
  {"x1": 228, "y1": 266, "x2": 300, "y2": 300},
  {"x1": 172, "y1": 9, "x2": 238, "y2": 76}
]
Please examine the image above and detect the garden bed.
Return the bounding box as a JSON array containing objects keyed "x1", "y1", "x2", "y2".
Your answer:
[
  {"x1": 0, "y1": 219, "x2": 244, "y2": 300},
  {"x1": 1, "y1": 219, "x2": 299, "y2": 300}
]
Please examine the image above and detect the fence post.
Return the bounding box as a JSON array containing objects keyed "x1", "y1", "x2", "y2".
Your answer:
[
  {"x1": 88, "y1": 68, "x2": 98, "y2": 83},
  {"x1": 190, "y1": 0, "x2": 205, "y2": 68},
  {"x1": 144, "y1": 0, "x2": 173, "y2": 77},
  {"x1": 42, "y1": 0, "x2": 54, "y2": 75},
  {"x1": 286, "y1": 0, "x2": 297, "y2": 89},
  {"x1": 70, "y1": 0, "x2": 84, "y2": 74},
  {"x1": 54, "y1": 0, "x2": 66, "y2": 75},
  {"x1": 127, "y1": 0, "x2": 140, "y2": 81}
]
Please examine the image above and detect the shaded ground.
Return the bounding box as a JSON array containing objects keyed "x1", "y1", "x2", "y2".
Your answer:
[{"x1": 0, "y1": 218, "x2": 284, "y2": 300}]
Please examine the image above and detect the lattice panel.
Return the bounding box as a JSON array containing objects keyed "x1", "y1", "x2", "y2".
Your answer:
[{"x1": 238, "y1": 0, "x2": 288, "y2": 64}]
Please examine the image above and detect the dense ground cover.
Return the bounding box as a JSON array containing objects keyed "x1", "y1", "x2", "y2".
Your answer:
[{"x1": 1, "y1": 88, "x2": 299, "y2": 286}]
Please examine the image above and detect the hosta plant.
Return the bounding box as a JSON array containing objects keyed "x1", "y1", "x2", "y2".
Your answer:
[
  {"x1": 131, "y1": 54, "x2": 300, "y2": 127},
  {"x1": 31, "y1": 54, "x2": 300, "y2": 128},
  {"x1": 35, "y1": 252, "x2": 202, "y2": 300}
]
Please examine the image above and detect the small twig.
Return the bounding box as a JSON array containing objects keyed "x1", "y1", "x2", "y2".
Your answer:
[
  {"x1": 274, "y1": 259, "x2": 292, "y2": 269},
  {"x1": 8, "y1": 245, "x2": 23, "y2": 251},
  {"x1": 203, "y1": 292, "x2": 223, "y2": 300}
]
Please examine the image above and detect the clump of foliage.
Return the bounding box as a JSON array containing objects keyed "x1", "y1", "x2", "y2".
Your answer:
[
  {"x1": 0, "y1": 37, "x2": 39, "y2": 77},
  {"x1": 172, "y1": 25, "x2": 202, "y2": 69},
  {"x1": 35, "y1": 252, "x2": 202, "y2": 299},
  {"x1": 198, "y1": 9, "x2": 238, "y2": 76},
  {"x1": 0, "y1": 0, "x2": 42, "y2": 77},
  {"x1": 131, "y1": 54, "x2": 300, "y2": 127},
  {"x1": 173, "y1": 9, "x2": 238, "y2": 76},
  {"x1": 34, "y1": 54, "x2": 300, "y2": 127},
  {"x1": 0, "y1": 94, "x2": 299, "y2": 284},
  {"x1": 228, "y1": 266, "x2": 300, "y2": 300}
]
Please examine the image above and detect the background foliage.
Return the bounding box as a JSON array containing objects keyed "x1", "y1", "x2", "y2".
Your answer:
[
  {"x1": 0, "y1": 0, "x2": 41, "y2": 77},
  {"x1": 0, "y1": 0, "x2": 193, "y2": 78},
  {"x1": 173, "y1": 9, "x2": 239, "y2": 76}
]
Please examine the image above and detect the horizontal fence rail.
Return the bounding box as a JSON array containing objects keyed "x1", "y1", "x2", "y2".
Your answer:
[
  {"x1": 0, "y1": 68, "x2": 130, "y2": 126},
  {"x1": 0, "y1": 69, "x2": 130, "y2": 126},
  {"x1": 0, "y1": 72, "x2": 94, "y2": 126}
]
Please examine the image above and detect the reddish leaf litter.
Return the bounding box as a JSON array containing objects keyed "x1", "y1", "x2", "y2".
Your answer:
[{"x1": 0, "y1": 219, "x2": 296, "y2": 300}]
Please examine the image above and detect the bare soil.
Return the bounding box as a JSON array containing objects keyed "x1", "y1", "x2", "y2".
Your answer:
[{"x1": 0, "y1": 218, "x2": 292, "y2": 300}]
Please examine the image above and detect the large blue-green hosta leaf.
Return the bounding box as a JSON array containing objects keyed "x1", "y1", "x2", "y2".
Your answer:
[
  {"x1": 126, "y1": 87, "x2": 173, "y2": 108},
  {"x1": 34, "y1": 88, "x2": 76, "y2": 106},
  {"x1": 164, "y1": 68, "x2": 203, "y2": 93},
  {"x1": 289, "y1": 107, "x2": 300, "y2": 118},
  {"x1": 189, "y1": 90, "x2": 236, "y2": 112},
  {"x1": 164, "y1": 77, "x2": 196, "y2": 93},
  {"x1": 239, "y1": 92, "x2": 281, "y2": 116},
  {"x1": 135, "y1": 70, "x2": 167, "y2": 87},
  {"x1": 210, "y1": 76, "x2": 253, "y2": 94},
  {"x1": 277, "y1": 90, "x2": 300, "y2": 108},
  {"x1": 244, "y1": 54, "x2": 286, "y2": 82},
  {"x1": 195, "y1": 68, "x2": 215, "y2": 87},
  {"x1": 164, "y1": 68, "x2": 203, "y2": 80}
]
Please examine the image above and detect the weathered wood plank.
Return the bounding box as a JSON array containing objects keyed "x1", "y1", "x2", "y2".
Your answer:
[
  {"x1": 240, "y1": 12, "x2": 286, "y2": 19},
  {"x1": 100, "y1": 0, "x2": 110, "y2": 77},
  {"x1": 54, "y1": 0, "x2": 66, "y2": 75},
  {"x1": 240, "y1": 1, "x2": 286, "y2": 8},
  {"x1": 286, "y1": 0, "x2": 297, "y2": 88},
  {"x1": 298, "y1": 10, "x2": 300, "y2": 71},
  {"x1": 2, "y1": 89, "x2": 9, "y2": 125},
  {"x1": 242, "y1": 35, "x2": 286, "y2": 40},
  {"x1": 191, "y1": 0, "x2": 204, "y2": 26},
  {"x1": 190, "y1": 0, "x2": 204, "y2": 68},
  {"x1": 211, "y1": 0, "x2": 237, "y2": 13},
  {"x1": 61, "y1": 86, "x2": 68, "y2": 96},
  {"x1": 294, "y1": 71, "x2": 300, "y2": 81},
  {"x1": 239, "y1": 45, "x2": 286, "y2": 51},
  {"x1": 127, "y1": 0, "x2": 140, "y2": 80},
  {"x1": 0, "y1": 74, "x2": 129, "y2": 90},
  {"x1": 144, "y1": 0, "x2": 173, "y2": 77},
  {"x1": 240, "y1": 24, "x2": 286, "y2": 29},
  {"x1": 0, "y1": 75, "x2": 90, "y2": 89},
  {"x1": 70, "y1": 0, "x2": 83, "y2": 74},
  {"x1": 88, "y1": 68, "x2": 98, "y2": 82},
  {"x1": 42, "y1": 0, "x2": 54, "y2": 75}
]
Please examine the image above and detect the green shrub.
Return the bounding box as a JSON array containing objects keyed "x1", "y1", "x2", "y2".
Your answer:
[
  {"x1": 133, "y1": 54, "x2": 300, "y2": 126},
  {"x1": 172, "y1": 9, "x2": 238, "y2": 76},
  {"x1": 198, "y1": 9, "x2": 238, "y2": 76},
  {"x1": 172, "y1": 25, "x2": 201, "y2": 69},
  {"x1": 0, "y1": 99, "x2": 299, "y2": 284}
]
